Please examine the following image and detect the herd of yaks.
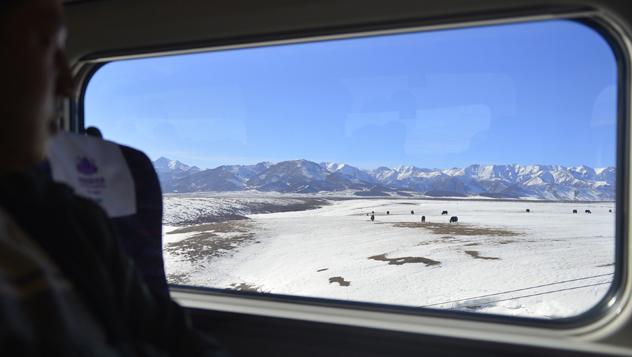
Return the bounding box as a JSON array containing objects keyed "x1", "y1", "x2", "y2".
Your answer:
[
  {"x1": 367, "y1": 209, "x2": 459, "y2": 223},
  {"x1": 366, "y1": 207, "x2": 613, "y2": 223}
]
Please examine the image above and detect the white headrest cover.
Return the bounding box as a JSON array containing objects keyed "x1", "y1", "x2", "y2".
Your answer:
[{"x1": 47, "y1": 132, "x2": 137, "y2": 218}]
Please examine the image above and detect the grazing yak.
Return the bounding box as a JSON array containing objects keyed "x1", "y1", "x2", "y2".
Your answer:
[
  {"x1": 572, "y1": 209, "x2": 577, "y2": 214},
  {"x1": 370, "y1": 214, "x2": 375, "y2": 222},
  {"x1": 585, "y1": 210, "x2": 592, "y2": 214},
  {"x1": 411, "y1": 210, "x2": 415, "y2": 215},
  {"x1": 387, "y1": 211, "x2": 390, "y2": 215},
  {"x1": 421, "y1": 215, "x2": 426, "y2": 223},
  {"x1": 525, "y1": 209, "x2": 530, "y2": 213},
  {"x1": 609, "y1": 209, "x2": 613, "y2": 213},
  {"x1": 449, "y1": 216, "x2": 458, "y2": 224},
  {"x1": 441, "y1": 210, "x2": 449, "y2": 215}
]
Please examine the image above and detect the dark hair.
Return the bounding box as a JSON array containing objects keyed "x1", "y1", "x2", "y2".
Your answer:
[{"x1": 85, "y1": 126, "x2": 103, "y2": 139}]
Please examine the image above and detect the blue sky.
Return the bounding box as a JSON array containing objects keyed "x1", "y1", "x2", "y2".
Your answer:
[{"x1": 85, "y1": 19, "x2": 617, "y2": 170}]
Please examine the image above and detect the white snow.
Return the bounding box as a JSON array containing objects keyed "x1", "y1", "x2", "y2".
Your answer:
[
  {"x1": 164, "y1": 196, "x2": 615, "y2": 319},
  {"x1": 161, "y1": 192, "x2": 311, "y2": 225}
]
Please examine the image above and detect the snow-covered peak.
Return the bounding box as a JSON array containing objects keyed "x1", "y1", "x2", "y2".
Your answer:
[
  {"x1": 260, "y1": 160, "x2": 327, "y2": 181},
  {"x1": 318, "y1": 162, "x2": 374, "y2": 184},
  {"x1": 569, "y1": 165, "x2": 597, "y2": 181},
  {"x1": 321, "y1": 162, "x2": 347, "y2": 172},
  {"x1": 371, "y1": 167, "x2": 397, "y2": 181},
  {"x1": 595, "y1": 167, "x2": 616, "y2": 185},
  {"x1": 295, "y1": 160, "x2": 326, "y2": 179},
  {"x1": 153, "y1": 157, "x2": 198, "y2": 173}
]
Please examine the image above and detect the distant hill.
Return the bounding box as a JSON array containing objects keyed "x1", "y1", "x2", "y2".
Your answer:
[
  {"x1": 153, "y1": 157, "x2": 615, "y2": 201},
  {"x1": 153, "y1": 157, "x2": 201, "y2": 191}
]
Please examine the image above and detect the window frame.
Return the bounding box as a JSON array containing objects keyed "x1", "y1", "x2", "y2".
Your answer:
[{"x1": 72, "y1": 7, "x2": 631, "y2": 345}]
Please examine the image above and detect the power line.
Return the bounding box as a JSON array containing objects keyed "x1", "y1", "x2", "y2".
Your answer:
[
  {"x1": 456, "y1": 281, "x2": 611, "y2": 310},
  {"x1": 421, "y1": 273, "x2": 614, "y2": 308}
]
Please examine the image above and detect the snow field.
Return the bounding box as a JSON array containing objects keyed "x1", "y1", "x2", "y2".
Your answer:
[
  {"x1": 164, "y1": 197, "x2": 615, "y2": 319},
  {"x1": 162, "y1": 193, "x2": 311, "y2": 225}
]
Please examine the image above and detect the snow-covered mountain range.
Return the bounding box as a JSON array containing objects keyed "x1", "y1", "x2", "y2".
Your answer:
[{"x1": 152, "y1": 157, "x2": 615, "y2": 201}]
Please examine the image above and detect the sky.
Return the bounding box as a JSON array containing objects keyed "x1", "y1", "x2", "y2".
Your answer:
[{"x1": 84, "y1": 19, "x2": 617, "y2": 170}]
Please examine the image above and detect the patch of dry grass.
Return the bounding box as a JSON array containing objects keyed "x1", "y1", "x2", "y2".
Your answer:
[
  {"x1": 165, "y1": 220, "x2": 255, "y2": 262},
  {"x1": 167, "y1": 221, "x2": 252, "y2": 234},
  {"x1": 329, "y1": 276, "x2": 351, "y2": 286},
  {"x1": 369, "y1": 253, "x2": 440, "y2": 266},
  {"x1": 167, "y1": 272, "x2": 190, "y2": 285},
  {"x1": 229, "y1": 282, "x2": 264, "y2": 292},
  {"x1": 391, "y1": 222, "x2": 521, "y2": 237},
  {"x1": 464, "y1": 250, "x2": 500, "y2": 260}
]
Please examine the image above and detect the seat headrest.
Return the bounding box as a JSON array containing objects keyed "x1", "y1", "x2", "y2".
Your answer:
[{"x1": 47, "y1": 132, "x2": 137, "y2": 218}]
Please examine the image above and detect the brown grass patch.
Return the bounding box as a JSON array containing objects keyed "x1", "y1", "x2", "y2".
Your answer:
[
  {"x1": 168, "y1": 221, "x2": 252, "y2": 235},
  {"x1": 329, "y1": 276, "x2": 350, "y2": 286},
  {"x1": 416, "y1": 237, "x2": 465, "y2": 246},
  {"x1": 369, "y1": 253, "x2": 440, "y2": 266},
  {"x1": 170, "y1": 198, "x2": 329, "y2": 226},
  {"x1": 391, "y1": 222, "x2": 521, "y2": 237},
  {"x1": 230, "y1": 282, "x2": 263, "y2": 292},
  {"x1": 167, "y1": 272, "x2": 189, "y2": 285},
  {"x1": 465, "y1": 250, "x2": 500, "y2": 260},
  {"x1": 165, "y1": 220, "x2": 255, "y2": 262}
]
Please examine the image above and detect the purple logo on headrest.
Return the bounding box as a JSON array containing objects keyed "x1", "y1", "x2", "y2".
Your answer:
[{"x1": 76, "y1": 157, "x2": 98, "y2": 176}]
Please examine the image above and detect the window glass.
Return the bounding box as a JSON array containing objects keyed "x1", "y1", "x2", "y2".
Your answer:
[{"x1": 85, "y1": 19, "x2": 617, "y2": 319}]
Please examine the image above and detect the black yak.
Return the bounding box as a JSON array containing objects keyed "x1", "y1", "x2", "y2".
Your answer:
[
  {"x1": 441, "y1": 210, "x2": 448, "y2": 215},
  {"x1": 421, "y1": 215, "x2": 426, "y2": 223},
  {"x1": 572, "y1": 209, "x2": 577, "y2": 214},
  {"x1": 585, "y1": 210, "x2": 592, "y2": 214},
  {"x1": 450, "y1": 216, "x2": 458, "y2": 223}
]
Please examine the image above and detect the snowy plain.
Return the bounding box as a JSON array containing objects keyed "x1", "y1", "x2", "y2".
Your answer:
[{"x1": 163, "y1": 194, "x2": 615, "y2": 319}]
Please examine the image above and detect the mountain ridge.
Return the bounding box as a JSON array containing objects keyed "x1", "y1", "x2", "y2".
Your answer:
[{"x1": 153, "y1": 157, "x2": 615, "y2": 201}]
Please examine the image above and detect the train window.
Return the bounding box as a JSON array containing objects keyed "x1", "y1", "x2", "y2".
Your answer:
[{"x1": 84, "y1": 19, "x2": 619, "y2": 321}]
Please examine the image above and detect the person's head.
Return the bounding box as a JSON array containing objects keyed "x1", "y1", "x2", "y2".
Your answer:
[
  {"x1": 0, "y1": 0, "x2": 72, "y2": 174},
  {"x1": 85, "y1": 126, "x2": 103, "y2": 139}
]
